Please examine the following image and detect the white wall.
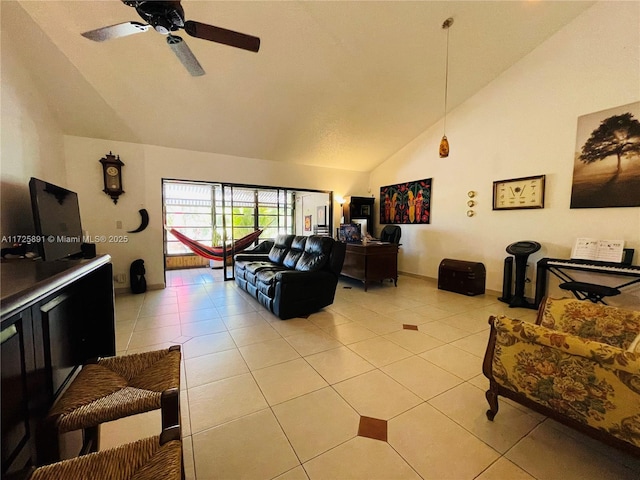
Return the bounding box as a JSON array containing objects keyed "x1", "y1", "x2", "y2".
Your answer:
[
  {"x1": 3, "y1": 1, "x2": 638, "y2": 308},
  {"x1": 63, "y1": 136, "x2": 369, "y2": 289},
  {"x1": 296, "y1": 192, "x2": 332, "y2": 236},
  {"x1": 370, "y1": 1, "x2": 640, "y2": 306},
  {"x1": 1, "y1": 2, "x2": 67, "y2": 239}
]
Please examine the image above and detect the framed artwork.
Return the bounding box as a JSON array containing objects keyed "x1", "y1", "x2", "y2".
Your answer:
[
  {"x1": 492, "y1": 175, "x2": 545, "y2": 210},
  {"x1": 304, "y1": 215, "x2": 312, "y2": 231},
  {"x1": 380, "y1": 178, "x2": 431, "y2": 224},
  {"x1": 316, "y1": 206, "x2": 327, "y2": 226},
  {"x1": 570, "y1": 102, "x2": 640, "y2": 208},
  {"x1": 338, "y1": 223, "x2": 361, "y2": 243}
]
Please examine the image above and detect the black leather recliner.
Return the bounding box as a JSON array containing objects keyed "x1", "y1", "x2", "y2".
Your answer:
[{"x1": 234, "y1": 234, "x2": 346, "y2": 319}]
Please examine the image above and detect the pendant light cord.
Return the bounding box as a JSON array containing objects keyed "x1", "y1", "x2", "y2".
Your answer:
[{"x1": 443, "y1": 21, "x2": 451, "y2": 135}]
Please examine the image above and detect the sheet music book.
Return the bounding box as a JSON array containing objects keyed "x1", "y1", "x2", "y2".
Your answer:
[{"x1": 571, "y1": 238, "x2": 625, "y2": 263}]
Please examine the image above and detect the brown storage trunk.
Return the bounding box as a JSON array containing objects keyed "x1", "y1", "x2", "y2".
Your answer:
[{"x1": 438, "y1": 259, "x2": 486, "y2": 296}]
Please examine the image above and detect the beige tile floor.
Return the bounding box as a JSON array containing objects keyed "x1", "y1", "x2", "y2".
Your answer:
[{"x1": 103, "y1": 268, "x2": 640, "y2": 480}]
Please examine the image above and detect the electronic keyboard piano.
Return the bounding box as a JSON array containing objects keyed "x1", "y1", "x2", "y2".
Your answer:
[{"x1": 535, "y1": 257, "x2": 640, "y2": 307}]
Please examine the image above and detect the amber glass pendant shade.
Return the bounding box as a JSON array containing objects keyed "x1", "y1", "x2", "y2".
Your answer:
[{"x1": 439, "y1": 135, "x2": 450, "y2": 158}]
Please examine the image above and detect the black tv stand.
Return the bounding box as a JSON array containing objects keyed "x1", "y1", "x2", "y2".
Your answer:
[{"x1": 1, "y1": 255, "x2": 115, "y2": 473}]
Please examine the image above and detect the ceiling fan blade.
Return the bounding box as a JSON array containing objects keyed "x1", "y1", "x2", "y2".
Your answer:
[
  {"x1": 184, "y1": 20, "x2": 260, "y2": 52},
  {"x1": 167, "y1": 35, "x2": 205, "y2": 76},
  {"x1": 81, "y1": 21, "x2": 150, "y2": 41}
]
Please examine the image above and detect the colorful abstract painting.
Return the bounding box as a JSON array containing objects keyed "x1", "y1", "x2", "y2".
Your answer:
[{"x1": 380, "y1": 178, "x2": 432, "y2": 224}]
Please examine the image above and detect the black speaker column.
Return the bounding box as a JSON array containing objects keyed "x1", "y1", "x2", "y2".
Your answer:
[
  {"x1": 510, "y1": 254, "x2": 530, "y2": 308},
  {"x1": 498, "y1": 256, "x2": 513, "y2": 303},
  {"x1": 503, "y1": 241, "x2": 541, "y2": 309}
]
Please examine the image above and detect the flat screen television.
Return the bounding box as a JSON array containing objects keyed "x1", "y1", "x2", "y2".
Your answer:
[{"x1": 29, "y1": 177, "x2": 83, "y2": 261}]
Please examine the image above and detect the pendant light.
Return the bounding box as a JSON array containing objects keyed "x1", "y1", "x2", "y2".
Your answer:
[{"x1": 439, "y1": 17, "x2": 454, "y2": 158}]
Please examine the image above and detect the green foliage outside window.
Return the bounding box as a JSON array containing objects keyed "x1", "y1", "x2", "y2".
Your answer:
[{"x1": 164, "y1": 181, "x2": 294, "y2": 255}]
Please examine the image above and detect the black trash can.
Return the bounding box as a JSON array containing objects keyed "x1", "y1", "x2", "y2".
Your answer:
[{"x1": 130, "y1": 259, "x2": 147, "y2": 294}]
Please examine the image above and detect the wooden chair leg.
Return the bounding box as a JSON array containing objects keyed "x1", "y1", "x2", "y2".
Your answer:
[
  {"x1": 161, "y1": 388, "x2": 180, "y2": 431},
  {"x1": 81, "y1": 425, "x2": 100, "y2": 455},
  {"x1": 485, "y1": 385, "x2": 499, "y2": 421},
  {"x1": 160, "y1": 421, "x2": 184, "y2": 480},
  {"x1": 38, "y1": 419, "x2": 62, "y2": 465}
]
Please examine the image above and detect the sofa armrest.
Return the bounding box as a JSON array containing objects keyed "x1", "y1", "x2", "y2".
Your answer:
[
  {"x1": 234, "y1": 253, "x2": 270, "y2": 262},
  {"x1": 246, "y1": 240, "x2": 274, "y2": 253},
  {"x1": 271, "y1": 269, "x2": 339, "y2": 319}
]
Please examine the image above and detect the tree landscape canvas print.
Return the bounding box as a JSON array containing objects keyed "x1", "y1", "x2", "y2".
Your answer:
[{"x1": 570, "y1": 102, "x2": 640, "y2": 208}]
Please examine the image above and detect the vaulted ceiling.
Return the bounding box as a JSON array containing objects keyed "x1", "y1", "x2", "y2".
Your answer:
[{"x1": 6, "y1": 1, "x2": 594, "y2": 172}]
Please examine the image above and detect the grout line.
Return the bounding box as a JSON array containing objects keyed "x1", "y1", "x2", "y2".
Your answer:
[{"x1": 117, "y1": 268, "x2": 637, "y2": 479}]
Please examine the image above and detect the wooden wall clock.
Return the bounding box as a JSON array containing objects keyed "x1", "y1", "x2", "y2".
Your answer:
[
  {"x1": 99, "y1": 152, "x2": 124, "y2": 204},
  {"x1": 493, "y1": 175, "x2": 545, "y2": 210}
]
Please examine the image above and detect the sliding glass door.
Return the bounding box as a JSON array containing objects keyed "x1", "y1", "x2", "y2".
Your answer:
[
  {"x1": 163, "y1": 181, "x2": 215, "y2": 256},
  {"x1": 163, "y1": 179, "x2": 325, "y2": 279}
]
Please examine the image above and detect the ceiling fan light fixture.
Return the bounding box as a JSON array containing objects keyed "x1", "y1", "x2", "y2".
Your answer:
[
  {"x1": 439, "y1": 17, "x2": 454, "y2": 158},
  {"x1": 153, "y1": 21, "x2": 172, "y2": 35}
]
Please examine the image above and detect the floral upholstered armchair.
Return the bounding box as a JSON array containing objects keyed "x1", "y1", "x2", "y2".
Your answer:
[{"x1": 483, "y1": 297, "x2": 640, "y2": 455}]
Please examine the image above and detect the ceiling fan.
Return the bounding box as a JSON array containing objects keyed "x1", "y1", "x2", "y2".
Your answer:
[{"x1": 81, "y1": 0, "x2": 260, "y2": 76}]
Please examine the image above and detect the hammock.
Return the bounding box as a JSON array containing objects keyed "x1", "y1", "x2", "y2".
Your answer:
[{"x1": 166, "y1": 228, "x2": 263, "y2": 261}]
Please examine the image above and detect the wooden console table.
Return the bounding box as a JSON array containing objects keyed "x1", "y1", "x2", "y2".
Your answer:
[
  {"x1": 1, "y1": 255, "x2": 115, "y2": 475},
  {"x1": 340, "y1": 242, "x2": 399, "y2": 291}
]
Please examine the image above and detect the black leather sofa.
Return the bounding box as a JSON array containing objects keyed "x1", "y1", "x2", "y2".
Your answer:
[{"x1": 234, "y1": 234, "x2": 346, "y2": 319}]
